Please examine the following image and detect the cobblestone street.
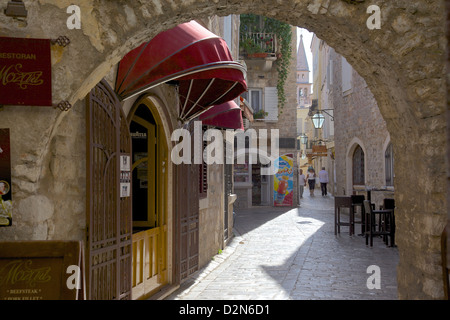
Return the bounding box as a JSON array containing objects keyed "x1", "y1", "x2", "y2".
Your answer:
[{"x1": 167, "y1": 189, "x2": 399, "y2": 300}]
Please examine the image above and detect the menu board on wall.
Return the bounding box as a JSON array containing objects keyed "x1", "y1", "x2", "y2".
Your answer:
[{"x1": 0, "y1": 128, "x2": 12, "y2": 227}]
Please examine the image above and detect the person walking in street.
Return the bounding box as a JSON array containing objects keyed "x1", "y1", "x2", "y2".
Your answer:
[
  {"x1": 298, "y1": 169, "x2": 306, "y2": 202},
  {"x1": 307, "y1": 167, "x2": 316, "y2": 196},
  {"x1": 318, "y1": 167, "x2": 329, "y2": 196}
]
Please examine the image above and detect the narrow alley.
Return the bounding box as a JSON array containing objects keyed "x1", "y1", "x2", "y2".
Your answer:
[{"x1": 167, "y1": 189, "x2": 399, "y2": 300}]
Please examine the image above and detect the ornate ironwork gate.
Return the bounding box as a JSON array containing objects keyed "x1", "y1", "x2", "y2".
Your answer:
[
  {"x1": 86, "y1": 80, "x2": 132, "y2": 300},
  {"x1": 176, "y1": 123, "x2": 199, "y2": 282}
]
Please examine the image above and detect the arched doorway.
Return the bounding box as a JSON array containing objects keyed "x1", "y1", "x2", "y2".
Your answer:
[
  {"x1": 345, "y1": 138, "x2": 367, "y2": 196},
  {"x1": 352, "y1": 145, "x2": 365, "y2": 189},
  {"x1": 128, "y1": 96, "x2": 170, "y2": 299}
]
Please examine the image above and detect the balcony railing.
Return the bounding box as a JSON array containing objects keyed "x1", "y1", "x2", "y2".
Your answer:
[{"x1": 240, "y1": 32, "x2": 277, "y2": 57}]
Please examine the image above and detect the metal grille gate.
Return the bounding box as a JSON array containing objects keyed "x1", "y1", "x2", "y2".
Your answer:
[
  {"x1": 176, "y1": 122, "x2": 199, "y2": 282},
  {"x1": 86, "y1": 80, "x2": 132, "y2": 300}
]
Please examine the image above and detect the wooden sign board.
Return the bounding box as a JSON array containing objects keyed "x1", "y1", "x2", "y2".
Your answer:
[
  {"x1": 0, "y1": 241, "x2": 85, "y2": 300},
  {"x1": 312, "y1": 145, "x2": 327, "y2": 153},
  {"x1": 0, "y1": 37, "x2": 52, "y2": 106}
]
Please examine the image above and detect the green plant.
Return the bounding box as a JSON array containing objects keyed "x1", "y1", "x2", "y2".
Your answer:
[
  {"x1": 240, "y1": 38, "x2": 263, "y2": 55},
  {"x1": 239, "y1": 35, "x2": 274, "y2": 54},
  {"x1": 240, "y1": 14, "x2": 293, "y2": 113},
  {"x1": 253, "y1": 109, "x2": 268, "y2": 119}
]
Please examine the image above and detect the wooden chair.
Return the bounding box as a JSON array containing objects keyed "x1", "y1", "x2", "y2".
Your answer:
[
  {"x1": 335, "y1": 196, "x2": 355, "y2": 235},
  {"x1": 363, "y1": 200, "x2": 394, "y2": 247},
  {"x1": 351, "y1": 195, "x2": 365, "y2": 235},
  {"x1": 381, "y1": 198, "x2": 396, "y2": 247}
]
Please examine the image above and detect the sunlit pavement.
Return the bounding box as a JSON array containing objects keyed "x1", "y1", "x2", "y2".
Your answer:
[{"x1": 166, "y1": 189, "x2": 399, "y2": 300}]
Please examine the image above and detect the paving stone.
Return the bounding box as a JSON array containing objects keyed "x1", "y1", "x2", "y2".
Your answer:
[{"x1": 166, "y1": 189, "x2": 399, "y2": 300}]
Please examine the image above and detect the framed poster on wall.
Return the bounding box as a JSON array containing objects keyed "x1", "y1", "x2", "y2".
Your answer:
[
  {"x1": 273, "y1": 154, "x2": 294, "y2": 207},
  {"x1": 0, "y1": 128, "x2": 12, "y2": 227}
]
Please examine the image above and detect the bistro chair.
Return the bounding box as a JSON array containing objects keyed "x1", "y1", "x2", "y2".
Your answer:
[
  {"x1": 335, "y1": 196, "x2": 355, "y2": 236},
  {"x1": 351, "y1": 195, "x2": 365, "y2": 235},
  {"x1": 363, "y1": 200, "x2": 395, "y2": 247},
  {"x1": 381, "y1": 198, "x2": 396, "y2": 247}
]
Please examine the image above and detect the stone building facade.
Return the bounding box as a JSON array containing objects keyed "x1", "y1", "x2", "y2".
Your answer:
[
  {"x1": 311, "y1": 36, "x2": 393, "y2": 204},
  {"x1": 234, "y1": 21, "x2": 298, "y2": 209},
  {"x1": 0, "y1": 11, "x2": 244, "y2": 300},
  {"x1": 308, "y1": 34, "x2": 336, "y2": 195},
  {"x1": 0, "y1": 0, "x2": 448, "y2": 300},
  {"x1": 329, "y1": 46, "x2": 393, "y2": 206}
]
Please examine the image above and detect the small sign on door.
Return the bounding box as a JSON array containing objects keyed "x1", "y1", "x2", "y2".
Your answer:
[{"x1": 120, "y1": 155, "x2": 131, "y2": 198}]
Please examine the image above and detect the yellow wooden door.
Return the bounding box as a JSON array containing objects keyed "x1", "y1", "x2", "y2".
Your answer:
[{"x1": 130, "y1": 104, "x2": 168, "y2": 299}]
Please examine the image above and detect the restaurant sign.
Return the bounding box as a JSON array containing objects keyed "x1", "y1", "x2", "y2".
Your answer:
[
  {"x1": 0, "y1": 241, "x2": 85, "y2": 300},
  {"x1": 308, "y1": 145, "x2": 328, "y2": 157},
  {"x1": 0, "y1": 37, "x2": 52, "y2": 106}
]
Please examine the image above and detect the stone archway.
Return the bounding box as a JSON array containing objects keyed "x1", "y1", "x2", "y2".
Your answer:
[{"x1": 1, "y1": 0, "x2": 447, "y2": 299}]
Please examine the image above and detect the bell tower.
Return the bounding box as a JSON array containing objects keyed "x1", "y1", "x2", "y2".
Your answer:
[{"x1": 296, "y1": 34, "x2": 312, "y2": 108}]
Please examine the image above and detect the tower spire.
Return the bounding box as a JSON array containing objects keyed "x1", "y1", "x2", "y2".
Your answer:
[{"x1": 297, "y1": 33, "x2": 309, "y2": 72}]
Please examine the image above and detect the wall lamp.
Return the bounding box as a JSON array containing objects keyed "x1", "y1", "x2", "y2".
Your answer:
[
  {"x1": 5, "y1": 0, "x2": 27, "y2": 18},
  {"x1": 311, "y1": 109, "x2": 334, "y2": 129},
  {"x1": 299, "y1": 134, "x2": 308, "y2": 145}
]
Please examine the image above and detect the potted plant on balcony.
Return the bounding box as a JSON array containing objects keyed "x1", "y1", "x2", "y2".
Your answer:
[
  {"x1": 253, "y1": 110, "x2": 268, "y2": 120},
  {"x1": 239, "y1": 36, "x2": 273, "y2": 58},
  {"x1": 240, "y1": 14, "x2": 292, "y2": 113}
]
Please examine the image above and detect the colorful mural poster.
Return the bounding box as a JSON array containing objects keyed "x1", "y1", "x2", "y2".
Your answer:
[
  {"x1": 0, "y1": 129, "x2": 12, "y2": 227},
  {"x1": 273, "y1": 154, "x2": 294, "y2": 207}
]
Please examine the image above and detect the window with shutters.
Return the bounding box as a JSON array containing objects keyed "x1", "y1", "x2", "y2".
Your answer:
[
  {"x1": 199, "y1": 125, "x2": 208, "y2": 198},
  {"x1": 352, "y1": 145, "x2": 365, "y2": 186},
  {"x1": 341, "y1": 56, "x2": 352, "y2": 95},
  {"x1": 264, "y1": 86, "x2": 278, "y2": 121},
  {"x1": 241, "y1": 89, "x2": 262, "y2": 113}
]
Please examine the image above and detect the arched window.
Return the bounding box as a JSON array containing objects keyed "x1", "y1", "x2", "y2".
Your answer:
[
  {"x1": 385, "y1": 142, "x2": 394, "y2": 186},
  {"x1": 352, "y1": 145, "x2": 365, "y2": 185}
]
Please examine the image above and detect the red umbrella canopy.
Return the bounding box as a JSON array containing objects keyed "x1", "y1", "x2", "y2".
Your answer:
[{"x1": 115, "y1": 21, "x2": 247, "y2": 123}]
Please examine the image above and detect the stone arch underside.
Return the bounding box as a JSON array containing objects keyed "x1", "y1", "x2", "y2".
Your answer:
[{"x1": 1, "y1": 0, "x2": 447, "y2": 299}]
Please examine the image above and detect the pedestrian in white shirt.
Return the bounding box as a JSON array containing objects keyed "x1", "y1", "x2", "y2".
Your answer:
[
  {"x1": 307, "y1": 167, "x2": 316, "y2": 196},
  {"x1": 318, "y1": 167, "x2": 329, "y2": 196},
  {"x1": 298, "y1": 169, "x2": 306, "y2": 202}
]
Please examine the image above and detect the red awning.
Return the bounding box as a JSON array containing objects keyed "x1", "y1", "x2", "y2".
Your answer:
[
  {"x1": 115, "y1": 21, "x2": 247, "y2": 123},
  {"x1": 199, "y1": 100, "x2": 244, "y2": 130}
]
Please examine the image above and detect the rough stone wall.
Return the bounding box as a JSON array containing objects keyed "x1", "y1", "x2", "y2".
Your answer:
[
  {"x1": 199, "y1": 163, "x2": 224, "y2": 267},
  {"x1": 0, "y1": 0, "x2": 447, "y2": 299},
  {"x1": 331, "y1": 48, "x2": 391, "y2": 197},
  {"x1": 0, "y1": 100, "x2": 86, "y2": 241}
]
